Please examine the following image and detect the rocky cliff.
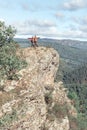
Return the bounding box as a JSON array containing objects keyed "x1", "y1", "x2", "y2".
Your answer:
[{"x1": 0, "y1": 47, "x2": 77, "y2": 130}]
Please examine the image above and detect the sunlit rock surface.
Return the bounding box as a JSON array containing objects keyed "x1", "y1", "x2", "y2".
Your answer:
[{"x1": 0, "y1": 47, "x2": 77, "y2": 130}]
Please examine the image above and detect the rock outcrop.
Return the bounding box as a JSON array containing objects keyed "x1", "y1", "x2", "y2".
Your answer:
[{"x1": 0, "y1": 47, "x2": 77, "y2": 130}]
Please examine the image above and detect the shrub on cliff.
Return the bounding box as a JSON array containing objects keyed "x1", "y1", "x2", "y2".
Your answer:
[
  {"x1": 0, "y1": 21, "x2": 27, "y2": 81},
  {"x1": 0, "y1": 21, "x2": 16, "y2": 46}
]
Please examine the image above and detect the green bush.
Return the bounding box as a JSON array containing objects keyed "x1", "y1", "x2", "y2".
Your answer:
[
  {"x1": 0, "y1": 21, "x2": 16, "y2": 46},
  {"x1": 0, "y1": 43, "x2": 27, "y2": 81},
  {"x1": 77, "y1": 113, "x2": 87, "y2": 130},
  {"x1": 68, "y1": 91, "x2": 77, "y2": 100},
  {"x1": 0, "y1": 21, "x2": 27, "y2": 81}
]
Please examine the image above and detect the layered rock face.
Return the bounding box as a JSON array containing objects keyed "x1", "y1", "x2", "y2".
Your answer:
[{"x1": 0, "y1": 47, "x2": 77, "y2": 130}]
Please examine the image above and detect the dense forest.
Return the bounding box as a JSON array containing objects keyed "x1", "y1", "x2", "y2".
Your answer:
[
  {"x1": 62, "y1": 64, "x2": 87, "y2": 115},
  {"x1": 63, "y1": 64, "x2": 87, "y2": 84}
]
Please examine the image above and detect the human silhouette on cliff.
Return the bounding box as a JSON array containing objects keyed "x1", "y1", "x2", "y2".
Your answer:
[{"x1": 28, "y1": 35, "x2": 39, "y2": 47}]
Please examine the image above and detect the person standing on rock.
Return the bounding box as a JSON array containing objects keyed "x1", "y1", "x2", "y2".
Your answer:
[
  {"x1": 28, "y1": 36, "x2": 34, "y2": 47},
  {"x1": 34, "y1": 35, "x2": 38, "y2": 47},
  {"x1": 28, "y1": 35, "x2": 38, "y2": 47}
]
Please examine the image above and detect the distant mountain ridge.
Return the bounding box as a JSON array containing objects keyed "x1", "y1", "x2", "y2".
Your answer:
[{"x1": 14, "y1": 38, "x2": 87, "y2": 50}]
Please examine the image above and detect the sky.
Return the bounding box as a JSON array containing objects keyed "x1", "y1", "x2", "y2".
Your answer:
[{"x1": 0, "y1": 0, "x2": 87, "y2": 40}]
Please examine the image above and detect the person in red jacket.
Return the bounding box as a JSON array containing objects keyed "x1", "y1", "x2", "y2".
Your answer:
[
  {"x1": 34, "y1": 35, "x2": 38, "y2": 47},
  {"x1": 28, "y1": 35, "x2": 39, "y2": 47},
  {"x1": 28, "y1": 36, "x2": 34, "y2": 47}
]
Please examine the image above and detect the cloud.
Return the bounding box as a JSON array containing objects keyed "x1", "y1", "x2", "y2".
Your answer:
[
  {"x1": 71, "y1": 16, "x2": 87, "y2": 27},
  {"x1": 13, "y1": 19, "x2": 58, "y2": 38},
  {"x1": 70, "y1": 15, "x2": 87, "y2": 28},
  {"x1": 13, "y1": 17, "x2": 87, "y2": 40},
  {"x1": 0, "y1": 1, "x2": 9, "y2": 8},
  {"x1": 21, "y1": 1, "x2": 47, "y2": 12},
  {"x1": 54, "y1": 12, "x2": 64, "y2": 19},
  {"x1": 63, "y1": 0, "x2": 87, "y2": 11},
  {"x1": 59, "y1": 29, "x2": 87, "y2": 40},
  {"x1": 79, "y1": 26, "x2": 87, "y2": 33},
  {"x1": 0, "y1": 0, "x2": 15, "y2": 9},
  {"x1": 21, "y1": 3, "x2": 38, "y2": 12},
  {"x1": 69, "y1": 16, "x2": 87, "y2": 38},
  {"x1": 0, "y1": 18, "x2": 5, "y2": 22},
  {"x1": 21, "y1": 4, "x2": 30, "y2": 11},
  {"x1": 27, "y1": 20, "x2": 56, "y2": 27},
  {"x1": 71, "y1": 16, "x2": 80, "y2": 24},
  {"x1": 81, "y1": 16, "x2": 87, "y2": 25},
  {"x1": 79, "y1": 19, "x2": 87, "y2": 33}
]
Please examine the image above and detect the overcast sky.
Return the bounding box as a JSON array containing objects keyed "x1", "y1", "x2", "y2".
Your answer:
[{"x1": 0, "y1": 0, "x2": 87, "y2": 40}]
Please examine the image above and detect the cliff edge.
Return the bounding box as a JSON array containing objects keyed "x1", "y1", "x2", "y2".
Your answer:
[{"x1": 0, "y1": 47, "x2": 77, "y2": 130}]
